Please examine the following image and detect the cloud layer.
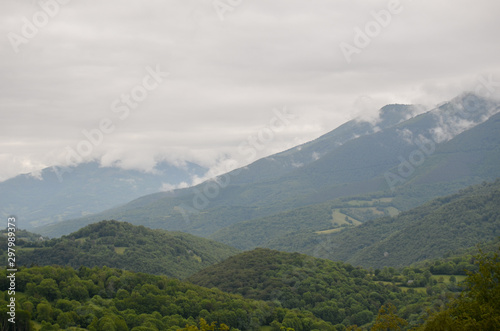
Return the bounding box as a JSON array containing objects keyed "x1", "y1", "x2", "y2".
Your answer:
[{"x1": 1, "y1": 0, "x2": 500, "y2": 181}]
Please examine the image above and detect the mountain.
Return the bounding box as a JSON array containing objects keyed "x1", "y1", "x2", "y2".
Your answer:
[
  {"x1": 32, "y1": 104, "x2": 422, "y2": 237},
  {"x1": 34, "y1": 93, "x2": 500, "y2": 238},
  {"x1": 7, "y1": 220, "x2": 238, "y2": 279},
  {"x1": 0, "y1": 161, "x2": 207, "y2": 229},
  {"x1": 223, "y1": 103, "x2": 425, "y2": 186},
  {"x1": 209, "y1": 108, "x2": 500, "y2": 252},
  {"x1": 255, "y1": 179, "x2": 500, "y2": 269}
]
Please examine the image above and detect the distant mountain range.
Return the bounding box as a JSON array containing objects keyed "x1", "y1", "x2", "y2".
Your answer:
[
  {"x1": 0, "y1": 161, "x2": 206, "y2": 229},
  {"x1": 34, "y1": 93, "x2": 500, "y2": 240}
]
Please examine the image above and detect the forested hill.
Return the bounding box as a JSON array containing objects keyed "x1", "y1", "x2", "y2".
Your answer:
[
  {"x1": 304, "y1": 179, "x2": 500, "y2": 268},
  {"x1": 188, "y1": 248, "x2": 472, "y2": 328},
  {"x1": 0, "y1": 265, "x2": 338, "y2": 330},
  {"x1": 2, "y1": 245, "x2": 498, "y2": 330},
  {"x1": 8, "y1": 220, "x2": 239, "y2": 279}
]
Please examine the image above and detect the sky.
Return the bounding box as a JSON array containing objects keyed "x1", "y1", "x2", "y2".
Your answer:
[{"x1": 1, "y1": 0, "x2": 500, "y2": 182}]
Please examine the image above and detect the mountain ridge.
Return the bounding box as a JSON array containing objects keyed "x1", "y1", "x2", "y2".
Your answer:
[
  {"x1": 0, "y1": 161, "x2": 207, "y2": 229},
  {"x1": 34, "y1": 93, "x2": 500, "y2": 238}
]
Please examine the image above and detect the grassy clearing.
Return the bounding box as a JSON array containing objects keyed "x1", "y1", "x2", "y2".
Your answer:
[
  {"x1": 432, "y1": 274, "x2": 467, "y2": 284},
  {"x1": 114, "y1": 247, "x2": 127, "y2": 255},
  {"x1": 386, "y1": 206, "x2": 399, "y2": 217},
  {"x1": 316, "y1": 228, "x2": 344, "y2": 235},
  {"x1": 332, "y1": 209, "x2": 361, "y2": 226},
  {"x1": 315, "y1": 209, "x2": 362, "y2": 234},
  {"x1": 18, "y1": 247, "x2": 36, "y2": 252},
  {"x1": 192, "y1": 254, "x2": 202, "y2": 263},
  {"x1": 378, "y1": 197, "x2": 393, "y2": 203},
  {"x1": 366, "y1": 207, "x2": 385, "y2": 215},
  {"x1": 316, "y1": 200, "x2": 398, "y2": 234},
  {"x1": 400, "y1": 286, "x2": 427, "y2": 294}
]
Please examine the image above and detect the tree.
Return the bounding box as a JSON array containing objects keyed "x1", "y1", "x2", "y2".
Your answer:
[
  {"x1": 178, "y1": 318, "x2": 229, "y2": 331},
  {"x1": 371, "y1": 303, "x2": 407, "y2": 331},
  {"x1": 421, "y1": 247, "x2": 500, "y2": 330},
  {"x1": 36, "y1": 302, "x2": 53, "y2": 323}
]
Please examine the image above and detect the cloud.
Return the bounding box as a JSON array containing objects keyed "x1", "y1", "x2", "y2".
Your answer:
[
  {"x1": 1, "y1": 0, "x2": 500, "y2": 181},
  {"x1": 430, "y1": 118, "x2": 476, "y2": 143},
  {"x1": 160, "y1": 181, "x2": 190, "y2": 192}
]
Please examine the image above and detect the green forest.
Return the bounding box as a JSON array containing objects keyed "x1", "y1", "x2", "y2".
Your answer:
[
  {"x1": 0, "y1": 221, "x2": 239, "y2": 280},
  {"x1": 0, "y1": 265, "x2": 340, "y2": 330},
  {"x1": 1, "y1": 241, "x2": 499, "y2": 330}
]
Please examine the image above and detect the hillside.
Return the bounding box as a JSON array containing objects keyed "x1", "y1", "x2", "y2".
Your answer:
[
  {"x1": 209, "y1": 179, "x2": 500, "y2": 270},
  {"x1": 2, "y1": 234, "x2": 498, "y2": 330},
  {"x1": 8, "y1": 220, "x2": 239, "y2": 279},
  {"x1": 284, "y1": 179, "x2": 500, "y2": 268},
  {"x1": 210, "y1": 111, "x2": 500, "y2": 253},
  {"x1": 0, "y1": 161, "x2": 206, "y2": 229},
  {"x1": 188, "y1": 247, "x2": 480, "y2": 329},
  {"x1": 345, "y1": 180, "x2": 500, "y2": 268},
  {"x1": 34, "y1": 93, "x2": 500, "y2": 238},
  {"x1": 0, "y1": 265, "x2": 338, "y2": 330},
  {"x1": 209, "y1": 193, "x2": 397, "y2": 250}
]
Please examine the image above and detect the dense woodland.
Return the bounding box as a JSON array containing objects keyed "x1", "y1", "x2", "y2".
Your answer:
[
  {"x1": 188, "y1": 247, "x2": 487, "y2": 329},
  {"x1": 1, "y1": 244, "x2": 499, "y2": 330},
  {"x1": 0, "y1": 265, "x2": 338, "y2": 330},
  {"x1": 0, "y1": 221, "x2": 239, "y2": 279}
]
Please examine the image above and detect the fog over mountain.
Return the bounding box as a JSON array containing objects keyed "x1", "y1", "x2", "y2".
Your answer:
[{"x1": 2, "y1": 0, "x2": 500, "y2": 181}]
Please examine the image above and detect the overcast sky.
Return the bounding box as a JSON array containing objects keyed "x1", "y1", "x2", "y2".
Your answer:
[{"x1": 1, "y1": 0, "x2": 500, "y2": 182}]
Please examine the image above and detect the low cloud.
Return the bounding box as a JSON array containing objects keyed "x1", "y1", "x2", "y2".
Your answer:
[{"x1": 1, "y1": 0, "x2": 500, "y2": 181}]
